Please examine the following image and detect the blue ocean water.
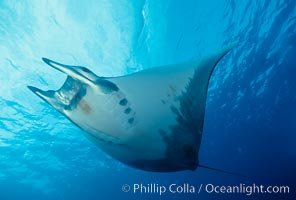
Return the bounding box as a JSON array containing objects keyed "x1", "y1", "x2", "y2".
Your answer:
[{"x1": 0, "y1": 0, "x2": 295, "y2": 199}]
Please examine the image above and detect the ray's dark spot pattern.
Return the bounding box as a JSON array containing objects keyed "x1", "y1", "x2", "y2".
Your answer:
[
  {"x1": 128, "y1": 117, "x2": 134, "y2": 124},
  {"x1": 119, "y1": 98, "x2": 128, "y2": 106},
  {"x1": 124, "y1": 107, "x2": 131, "y2": 114}
]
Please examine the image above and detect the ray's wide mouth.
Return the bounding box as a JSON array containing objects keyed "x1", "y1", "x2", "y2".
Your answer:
[{"x1": 55, "y1": 76, "x2": 87, "y2": 110}]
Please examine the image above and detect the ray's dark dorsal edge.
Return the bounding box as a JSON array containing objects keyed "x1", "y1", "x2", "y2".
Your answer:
[{"x1": 28, "y1": 43, "x2": 238, "y2": 173}]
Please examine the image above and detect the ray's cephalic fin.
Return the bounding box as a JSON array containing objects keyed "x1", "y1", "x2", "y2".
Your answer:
[{"x1": 28, "y1": 57, "x2": 119, "y2": 103}]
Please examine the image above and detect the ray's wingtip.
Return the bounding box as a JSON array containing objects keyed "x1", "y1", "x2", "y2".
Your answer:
[
  {"x1": 230, "y1": 41, "x2": 239, "y2": 48},
  {"x1": 224, "y1": 41, "x2": 238, "y2": 52}
]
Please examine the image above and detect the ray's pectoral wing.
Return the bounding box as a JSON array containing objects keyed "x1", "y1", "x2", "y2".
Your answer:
[
  {"x1": 166, "y1": 44, "x2": 235, "y2": 169},
  {"x1": 180, "y1": 43, "x2": 236, "y2": 132}
]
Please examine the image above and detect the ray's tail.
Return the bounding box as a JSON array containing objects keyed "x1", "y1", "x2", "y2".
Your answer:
[{"x1": 199, "y1": 164, "x2": 247, "y2": 178}]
